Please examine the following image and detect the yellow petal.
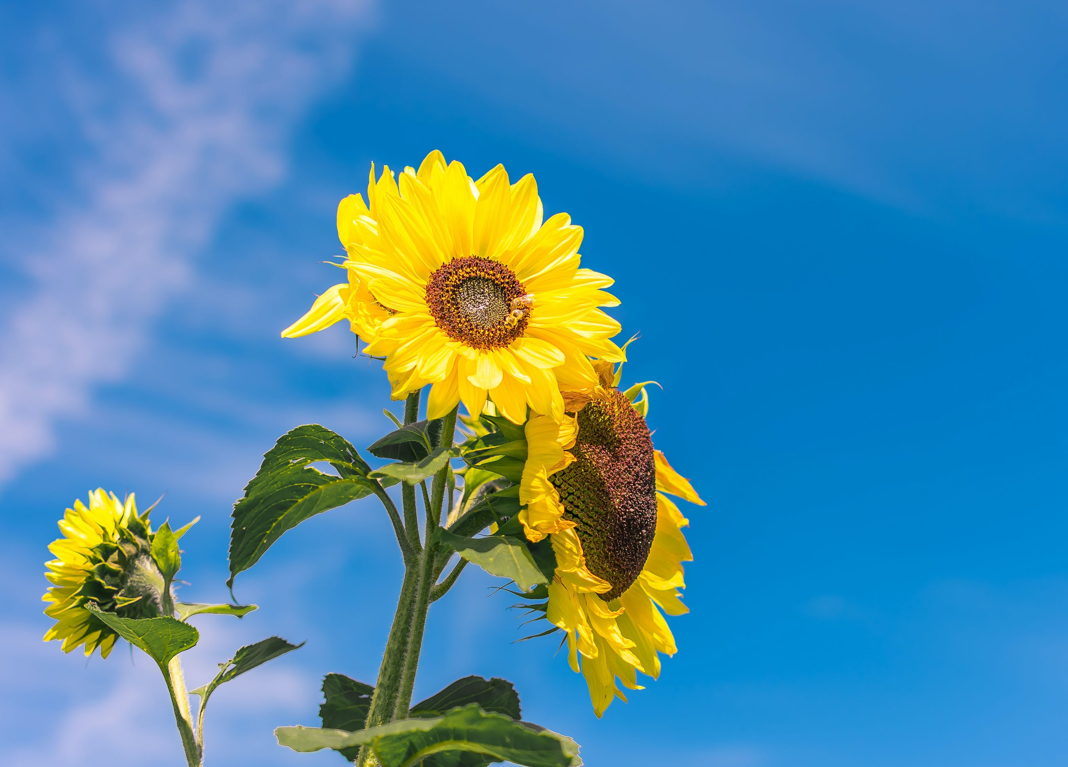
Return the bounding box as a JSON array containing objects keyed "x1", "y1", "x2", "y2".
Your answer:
[
  {"x1": 489, "y1": 374, "x2": 528, "y2": 424},
  {"x1": 472, "y1": 164, "x2": 512, "y2": 260},
  {"x1": 280, "y1": 284, "x2": 348, "y2": 338},
  {"x1": 426, "y1": 366, "x2": 461, "y2": 419},
  {"x1": 654, "y1": 451, "x2": 706, "y2": 505}
]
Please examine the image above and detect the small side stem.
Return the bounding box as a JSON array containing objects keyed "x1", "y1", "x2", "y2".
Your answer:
[
  {"x1": 430, "y1": 557, "x2": 468, "y2": 602},
  {"x1": 161, "y1": 656, "x2": 201, "y2": 767},
  {"x1": 373, "y1": 484, "x2": 414, "y2": 562}
]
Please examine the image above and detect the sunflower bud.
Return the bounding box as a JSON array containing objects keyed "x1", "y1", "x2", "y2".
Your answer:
[{"x1": 43, "y1": 489, "x2": 180, "y2": 658}]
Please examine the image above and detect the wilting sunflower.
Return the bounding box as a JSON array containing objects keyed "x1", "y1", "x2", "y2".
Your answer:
[
  {"x1": 286, "y1": 150, "x2": 624, "y2": 424},
  {"x1": 43, "y1": 489, "x2": 175, "y2": 658},
  {"x1": 473, "y1": 362, "x2": 704, "y2": 715}
]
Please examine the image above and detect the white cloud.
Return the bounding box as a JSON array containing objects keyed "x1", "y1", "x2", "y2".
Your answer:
[{"x1": 0, "y1": 0, "x2": 374, "y2": 486}]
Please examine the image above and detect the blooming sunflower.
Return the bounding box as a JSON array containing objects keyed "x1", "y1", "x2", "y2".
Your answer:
[
  {"x1": 473, "y1": 362, "x2": 704, "y2": 716},
  {"x1": 43, "y1": 489, "x2": 175, "y2": 658},
  {"x1": 285, "y1": 151, "x2": 624, "y2": 424}
]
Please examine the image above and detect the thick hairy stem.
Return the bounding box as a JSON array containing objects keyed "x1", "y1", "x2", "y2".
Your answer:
[
  {"x1": 360, "y1": 564, "x2": 419, "y2": 732},
  {"x1": 161, "y1": 656, "x2": 201, "y2": 767},
  {"x1": 394, "y1": 406, "x2": 459, "y2": 717}
]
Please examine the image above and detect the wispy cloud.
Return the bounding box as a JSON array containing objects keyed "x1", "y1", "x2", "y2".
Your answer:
[{"x1": 0, "y1": 0, "x2": 373, "y2": 487}]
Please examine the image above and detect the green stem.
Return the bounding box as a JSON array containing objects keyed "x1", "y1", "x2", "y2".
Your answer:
[
  {"x1": 402, "y1": 392, "x2": 422, "y2": 551},
  {"x1": 361, "y1": 564, "x2": 419, "y2": 727},
  {"x1": 394, "y1": 406, "x2": 459, "y2": 717},
  {"x1": 430, "y1": 557, "x2": 468, "y2": 602},
  {"x1": 373, "y1": 483, "x2": 415, "y2": 562},
  {"x1": 161, "y1": 655, "x2": 201, "y2": 767},
  {"x1": 404, "y1": 391, "x2": 420, "y2": 424},
  {"x1": 357, "y1": 392, "x2": 425, "y2": 767}
]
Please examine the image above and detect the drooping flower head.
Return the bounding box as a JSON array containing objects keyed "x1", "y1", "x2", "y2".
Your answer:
[
  {"x1": 472, "y1": 362, "x2": 704, "y2": 715},
  {"x1": 283, "y1": 151, "x2": 624, "y2": 424},
  {"x1": 42, "y1": 489, "x2": 177, "y2": 658}
]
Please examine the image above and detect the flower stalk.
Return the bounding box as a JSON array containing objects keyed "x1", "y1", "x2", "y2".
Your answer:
[
  {"x1": 358, "y1": 399, "x2": 459, "y2": 765},
  {"x1": 162, "y1": 656, "x2": 202, "y2": 767}
]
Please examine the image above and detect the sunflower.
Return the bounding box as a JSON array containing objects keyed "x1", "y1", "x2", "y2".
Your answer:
[
  {"x1": 475, "y1": 362, "x2": 704, "y2": 716},
  {"x1": 42, "y1": 489, "x2": 172, "y2": 658},
  {"x1": 287, "y1": 150, "x2": 624, "y2": 424}
]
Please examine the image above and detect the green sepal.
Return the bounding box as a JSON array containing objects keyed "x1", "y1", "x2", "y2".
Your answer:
[
  {"x1": 438, "y1": 530, "x2": 548, "y2": 592},
  {"x1": 458, "y1": 467, "x2": 508, "y2": 510},
  {"x1": 228, "y1": 425, "x2": 377, "y2": 589},
  {"x1": 465, "y1": 439, "x2": 529, "y2": 464},
  {"x1": 372, "y1": 447, "x2": 459, "y2": 486},
  {"x1": 480, "y1": 414, "x2": 526, "y2": 442},
  {"x1": 613, "y1": 333, "x2": 641, "y2": 386},
  {"x1": 191, "y1": 636, "x2": 303, "y2": 711},
  {"x1": 151, "y1": 522, "x2": 182, "y2": 583},
  {"x1": 173, "y1": 516, "x2": 200, "y2": 539},
  {"x1": 621, "y1": 380, "x2": 657, "y2": 418},
  {"x1": 468, "y1": 455, "x2": 524, "y2": 484},
  {"x1": 368, "y1": 419, "x2": 444, "y2": 461},
  {"x1": 276, "y1": 704, "x2": 581, "y2": 767},
  {"x1": 175, "y1": 602, "x2": 257, "y2": 620},
  {"x1": 86, "y1": 603, "x2": 199, "y2": 666}
]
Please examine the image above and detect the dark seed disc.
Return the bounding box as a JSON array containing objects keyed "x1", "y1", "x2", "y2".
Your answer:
[{"x1": 551, "y1": 388, "x2": 658, "y2": 601}]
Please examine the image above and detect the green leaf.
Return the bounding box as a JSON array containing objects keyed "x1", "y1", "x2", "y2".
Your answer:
[
  {"x1": 174, "y1": 603, "x2": 257, "y2": 620},
  {"x1": 372, "y1": 447, "x2": 459, "y2": 486},
  {"x1": 447, "y1": 488, "x2": 521, "y2": 540},
  {"x1": 411, "y1": 677, "x2": 520, "y2": 720},
  {"x1": 438, "y1": 530, "x2": 548, "y2": 592},
  {"x1": 86, "y1": 603, "x2": 198, "y2": 666},
  {"x1": 368, "y1": 419, "x2": 444, "y2": 461},
  {"x1": 191, "y1": 636, "x2": 303, "y2": 708},
  {"x1": 527, "y1": 538, "x2": 557, "y2": 583},
  {"x1": 151, "y1": 522, "x2": 182, "y2": 582},
  {"x1": 320, "y1": 673, "x2": 376, "y2": 761},
  {"x1": 276, "y1": 704, "x2": 581, "y2": 767},
  {"x1": 228, "y1": 425, "x2": 377, "y2": 588}
]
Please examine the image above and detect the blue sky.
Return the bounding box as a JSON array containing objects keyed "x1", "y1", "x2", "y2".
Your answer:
[{"x1": 2, "y1": 1, "x2": 1067, "y2": 765}]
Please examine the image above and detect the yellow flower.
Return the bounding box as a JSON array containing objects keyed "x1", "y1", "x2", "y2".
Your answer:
[
  {"x1": 42, "y1": 489, "x2": 171, "y2": 658},
  {"x1": 288, "y1": 150, "x2": 624, "y2": 424},
  {"x1": 514, "y1": 365, "x2": 704, "y2": 716}
]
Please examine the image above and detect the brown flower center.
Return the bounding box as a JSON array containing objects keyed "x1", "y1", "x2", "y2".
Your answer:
[
  {"x1": 551, "y1": 388, "x2": 658, "y2": 601},
  {"x1": 425, "y1": 256, "x2": 531, "y2": 349}
]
